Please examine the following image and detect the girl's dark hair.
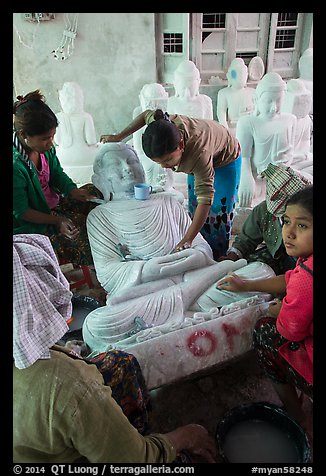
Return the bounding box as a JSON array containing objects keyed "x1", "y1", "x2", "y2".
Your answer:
[
  {"x1": 13, "y1": 89, "x2": 58, "y2": 136},
  {"x1": 286, "y1": 185, "x2": 313, "y2": 216},
  {"x1": 142, "y1": 109, "x2": 181, "y2": 158}
]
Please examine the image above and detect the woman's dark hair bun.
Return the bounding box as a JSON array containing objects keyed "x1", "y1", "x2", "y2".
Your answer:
[{"x1": 153, "y1": 109, "x2": 165, "y2": 120}]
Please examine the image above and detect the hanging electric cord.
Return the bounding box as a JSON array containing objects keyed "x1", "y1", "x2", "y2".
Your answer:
[
  {"x1": 14, "y1": 15, "x2": 41, "y2": 50},
  {"x1": 51, "y1": 13, "x2": 79, "y2": 61}
]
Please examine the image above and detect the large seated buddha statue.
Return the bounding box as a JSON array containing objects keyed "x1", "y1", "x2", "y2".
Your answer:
[{"x1": 83, "y1": 142, "x2": 274, "y2": 353}]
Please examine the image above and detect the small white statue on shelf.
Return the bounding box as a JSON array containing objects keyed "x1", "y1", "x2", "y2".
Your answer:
[
  {"x1": 54, "y1": 82, "x2": 99, "y2": 185},
  {"x1": 167, "y1": 60, "x2": 214, "y2": 120},
  {"x1": 247, "y1": 55, "x2": 265, "y2": 82},
  {"x1": 216, "y1": 58, "x2": 255, "y2": 136},
  {"x1": 131, "y1": 83, "x2": 183, "y2": 202},
  {"x1": 282, "y1": 78, "x2": 313, "y2": 176},
  {"x1": 236, "y1": 72, "x2": 297, "y2": 208},
  {"x1": 83, "y1": 142, "x2": 274, "y2": 353},
  {"x1": 298, "y1": 48, "x2": 313, "y2": 115}
]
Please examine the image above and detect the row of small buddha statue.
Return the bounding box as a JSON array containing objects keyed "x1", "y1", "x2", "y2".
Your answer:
[{"x1": 54, "y1": 49, "x2": 313, "y2": 208}]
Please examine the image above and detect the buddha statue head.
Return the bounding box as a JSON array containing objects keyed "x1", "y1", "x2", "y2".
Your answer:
[
  {"x1": 226, "y1": 58, "x2": 248, "y2": 89},
  {"x1": 254, "y1": 72, "x2": 286, "y2": 117},
  {"x1": 173, "y1": 60, "x2": 201, "y2": 98},
  {"x1": 139, "y1": 83, "x2": 168, "y2": 112},
  {"x1": 92, "y1": 143, "x2": 145, "y2": 201},
  {"x1": 59, "y1": 82, "x2": 84, "y2": 115}
]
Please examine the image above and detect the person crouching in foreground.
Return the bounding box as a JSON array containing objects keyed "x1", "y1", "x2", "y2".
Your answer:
[{"x1": 13, "y1": 233, "x2": 216, "y2": 463}]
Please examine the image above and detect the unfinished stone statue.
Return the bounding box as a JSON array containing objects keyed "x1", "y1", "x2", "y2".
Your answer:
[
  {"x1": 298, "y1": 48, "x2": 313, "y2": 115},
  {"x1": 83, "y1": 142, "x2": 274, "y2": 353},
  {"x1": 54, "y1": 82, "x2": 99, "y2": 185},
  {"x1": 131, "y1": 83, "x2": 183, "y2": 202},
  {"x1": 282, "y1": 79, "x2": 313, "y2": 176},
  {"x1": 236, "y1": 72, "x2": 297, "y2": 208},
  {"x1": 217, "y1": 58, "x2": 255, "y2": 136}
]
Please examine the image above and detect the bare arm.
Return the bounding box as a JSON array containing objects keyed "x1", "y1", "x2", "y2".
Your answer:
[
  {"x1": 100, "y1": 111, "x2": 147, "y2": 143},
  {"x1": 174, "y1": 203, "x2": 210, "y2": 251},
  {"x1": 22, "y1": 208, "x2": 63, "y2": 226},
  {"x1": 21, "y1": 209, "x2": 79, "y2": 240},
  {"x1": 217, "y1": 273, "x2": 286, "y2": 295}
]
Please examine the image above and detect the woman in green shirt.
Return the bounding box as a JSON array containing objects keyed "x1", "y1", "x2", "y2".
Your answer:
[{"x1": 13, "y1": 90, "x2": 101, "y2": 265}]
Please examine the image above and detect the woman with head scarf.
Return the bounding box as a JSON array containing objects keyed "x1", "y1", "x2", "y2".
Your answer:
[{"x1": 218, "y1": 164, "x2": 312, "y2": 274}]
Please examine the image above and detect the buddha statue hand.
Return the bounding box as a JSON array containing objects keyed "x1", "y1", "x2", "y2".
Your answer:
[
  {"x1": 238, "y1": 170, "x2": 255, "y2": 207},
  {"x1": 141, "y1": 248, "x2": 211, "y2": 283}
]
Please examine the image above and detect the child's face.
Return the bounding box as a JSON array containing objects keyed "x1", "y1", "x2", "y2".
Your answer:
[{"x1": 282, "y1": 204, "x2": 313, "y2": 259}]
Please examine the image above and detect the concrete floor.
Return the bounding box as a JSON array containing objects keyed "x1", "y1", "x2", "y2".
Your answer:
[
  {"x1": 147, "y1": 351, "x2": 313, "y2": 462},
  {"x1": 67, "y1": 265, "x2": 313, "y2": 463}
]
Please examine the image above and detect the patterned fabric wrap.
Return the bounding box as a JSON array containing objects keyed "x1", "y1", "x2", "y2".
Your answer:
[
  {"x1": 261, "y1": 164, "x2": 312, "y2": 218},
  {"x1": 253, "y1": 316, "x2": 313, "y2": 399},
  {"x1": 48, "y1": 183, "x2": 103, "y2": 266},
  {"x1": 188, "y1": 153, "x2": 241, "y2": 260},
  {"x1": 88, "y1": 350, "x2": 151, "y2": 435}
]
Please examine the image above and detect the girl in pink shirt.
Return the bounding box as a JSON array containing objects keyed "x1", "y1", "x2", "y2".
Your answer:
[{"x1": 217, "y1": 186, "x2": 313, "y2": 431}]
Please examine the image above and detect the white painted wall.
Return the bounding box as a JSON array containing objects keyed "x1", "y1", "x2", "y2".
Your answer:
[{"x1": 13, "y1": 13, "x2": 157, "y2": 138}]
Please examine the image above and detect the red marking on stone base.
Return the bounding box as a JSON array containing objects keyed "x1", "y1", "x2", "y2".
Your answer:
[
  {"x1": 222, "y1": 322, "x2": 238, "y2": 352},
  {"x1": 187, "y1": 330, "x2": 217, "y2": 357}
]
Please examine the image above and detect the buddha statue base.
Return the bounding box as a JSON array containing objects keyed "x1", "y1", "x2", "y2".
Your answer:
[{"x1": 107, "y1": 295, "x2": 272, "y2": 389}]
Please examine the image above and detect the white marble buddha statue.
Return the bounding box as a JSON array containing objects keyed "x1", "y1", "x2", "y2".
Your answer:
[
  {"x1": 167, "y1": 60, "x2": 214, "y2": 198},
  {"x1": 236, "y1": 72, "x2": 297, "y2": 208},
  {"x1": 167, "y1": 60, "x2": 213, "y2": 120},
  {"x1": 131, "y1": 83, "x2": 183, "y2": 202},
  {"x1": 83, "y1": 142, "x2": 274, "y2": 353},
  {"x1": 216, "y1": 58, "x2": 255, "y2": 136},
  {"x1": 298, "y1": 48, "x2": 313, "y2": 116},
  {"x1": 54, "y1": 82, "x2": 99, "y2": 185},
  {"x1": 282, "y1": 78, "x2": 313, "y2": 176}
]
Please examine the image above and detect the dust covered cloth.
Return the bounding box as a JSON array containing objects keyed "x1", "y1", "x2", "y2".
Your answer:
[
  {"x1": 13, "y1": 234, "x2": 72, "y2": 369},
  {"x1": 261, "y1": 163, "x2": 312, "y2": 218}
]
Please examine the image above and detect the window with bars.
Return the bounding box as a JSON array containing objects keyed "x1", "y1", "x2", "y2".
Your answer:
[
  {"x1": 184, "y1": 12, "x2": 310, "y2": 82},
  {"x1": 277, "y1": 13, "x2": 298, "y2": 27},
  {"x1": 202, "y1": 13, "x2": 226, "y2": 29},
  {"x1": 275, "y1": 13, "x2": 298, "y2": 49},
  {"x1": 275, "y1": 29, "x2": 296, "y2": 48},
  {"x1": 163, "y1": 33, "x2": 183, "y2": 53}
]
